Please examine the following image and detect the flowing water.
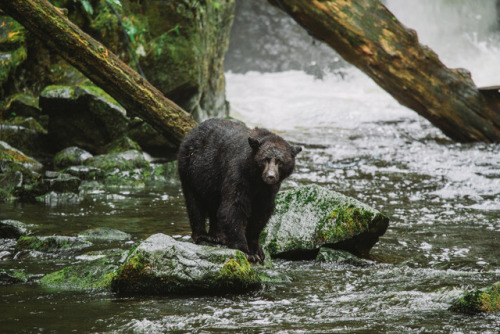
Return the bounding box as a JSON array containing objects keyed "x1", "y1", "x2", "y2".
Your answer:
[{"x1": 1, "y1": 0, "x2": 500, "y2": 332}]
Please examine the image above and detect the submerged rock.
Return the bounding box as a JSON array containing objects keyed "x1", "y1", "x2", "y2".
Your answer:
[
  {"x1": 112, "y1": 233, "x2": 261, "y2": 295},
  {"x1": 78, "y1": 227, "x2": 131, "y2": 241},
  {"x1": 40, "y1": 250, "x2": 127, "y2": 291},
  {"x1": 260, "y1": 184, "x2": 389, "y2": 260},
  {"x1": 0, "y1": 268, "x2": 29, "y2": 285},
  {"x1": 316, "y1": 247, "x2": 372, "y2": 267},
  {"x1": 450, "y1": 282, "x2": 500, "y2": 314},
  {"x1": 15, "y1": 235, "x2": 92, "y2": 254}
]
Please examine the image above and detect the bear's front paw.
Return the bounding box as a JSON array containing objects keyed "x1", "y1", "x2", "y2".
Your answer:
[{"x1": 245, "y1": 253, "x2": 263, "y2": 264}]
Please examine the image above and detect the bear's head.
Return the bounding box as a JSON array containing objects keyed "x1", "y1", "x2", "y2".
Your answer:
[{"x1": 248, "y1": 129, "x2": 302, "y2": 185}]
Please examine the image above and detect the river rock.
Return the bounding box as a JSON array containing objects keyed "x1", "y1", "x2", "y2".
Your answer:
[
  {"x1": 0, "y1": 122, "x2": 48, "y2": 158},
  {"x1": 260, "y1": 184, "x2": 389, "y2": 260},
  {"x1": 0, "y1": 141, "x2": 43, "y2": 201},
  {"x1": 40, "y1": 250, "x2": 127, "y2": 291},
  {"x1": 450, "y1": 282, "x2": 500, "y2": 314},
  {"x1": 1, "y1": 94, "x2": 41, "y2": 120},
  {"x1": 103, "y1": 136, "x2": 142, "y2": 154},
  {"x1": 112, "y1": 233, "x2": 261, "y2": 295},
  {"x1": 316, "y1": 247, "x2": 372, "y2": 267},
  {"x1": 85, "y1": 150, "x2": 149, "y2": 172},
  {"x1": 0, "y1": 140, "x2": 43, "y2": 172},
  {"x1": 0, "y1": 269, "x2": 29, "y2": 285},
  {"x1": 15, "y1": 235, "x2": 92, "y2": 254},
  {"x1": 78, "y1": 227, "x2": 131, "y2": 241},
  {"x1": 84, "y1": 150, "x2": 151, "y2": 187},
  {"x1": 40, "y1": 85, "x2": 129, "y2": 154},
  {"x1": 0, "y1": 220, "x2": 29, "y2": 239},
  {"x1": 53, "y1": 146, "x2": 93, "y2": 170}
]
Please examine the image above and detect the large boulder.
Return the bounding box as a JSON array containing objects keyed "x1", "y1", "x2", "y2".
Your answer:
[
  {"x1": 90, "y1": 0, "x2": 235, "y2": 121},
  {"x1": 260, "y1": 184, "x2": 389, "y2": 259},
  {"x1": 40, "y1": 85, "x2": 129, "y2": 154},
  {"x1": 112, "y1": 233, "x2": 261, "y2": 295},
  {"x1": 40, "y1": 234, "x2": 262, "y2": 295}
]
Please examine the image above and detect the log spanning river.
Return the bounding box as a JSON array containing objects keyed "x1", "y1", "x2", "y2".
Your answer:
[{"x1": 1, "y1": 0, "x2": 499, "y2": 332}]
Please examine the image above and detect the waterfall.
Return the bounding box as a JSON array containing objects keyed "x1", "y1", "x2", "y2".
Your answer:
[
  {"x1": 225, "y1": 0, "x2": 500, "y2": 86},
  {"x1": 385, "y1": 0, "x2": 500, "y2": 86}
]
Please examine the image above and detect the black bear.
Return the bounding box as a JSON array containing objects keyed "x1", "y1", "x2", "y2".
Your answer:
[{"x1": 178, "y1": 118, "x2": 301, "y2": 262}]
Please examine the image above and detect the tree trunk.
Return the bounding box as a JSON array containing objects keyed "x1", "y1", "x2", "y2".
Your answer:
[
  {"x1": 0, "y1": 0, "x2": 197, "y2": 146},
  {"x1": 269, "y1": 0, "x2": 500, "y2": 142}
]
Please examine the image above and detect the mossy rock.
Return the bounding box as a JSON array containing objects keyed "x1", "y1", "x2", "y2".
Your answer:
[
  {"x1": 0, "y1": 268, "x2": 29, "y2": 285},
  {"x1": 15, "y1": 235, "x2": 92, "y2": 253},
  {"x1": 450, "y1": 282, "x2": 500, "y2": 314},
  {"x1": 40, "y1": 250, "x2": 127, "y2": 291},
  {"x1": 0, "y1": 140, "x2": 43, "y2": 172},
  {"x1": 85, "y1": 150, "x2": 149, "y2": 172},
  {"x1": 260, "y1": 184, "x2": 389, "y2": 259},
  {"x1": 112, "y1": 233, "x2": 261, "y2": 295},
  {"x1": 103, "y1": 136, "x2": 142, "y2": 154},
  {"x1": 1, "y1": 94, "x2": 41, "y2": 120},
  {"x1": 54, "y1": 146, "x2": 93, "y2": 170},
  {"x1": 84, "y1": 150, "x2": 152, "y2": 187}
]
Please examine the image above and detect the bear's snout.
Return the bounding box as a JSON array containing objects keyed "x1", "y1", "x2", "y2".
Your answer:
[{"x1": 263, "y1": 159, "x2": 279, "y2": 184}]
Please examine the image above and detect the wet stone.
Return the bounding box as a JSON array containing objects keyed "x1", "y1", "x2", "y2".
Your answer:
[
  {"x1": 78, "y1": 227, "x2": 131, "y2": 241},
  {"x1": 260, "y1": 184, "x2": 389, "y2": 260},
  {"x1": 53, "y1": 146, "x2": 93, "y2": 170},
  {"x1": 64, "y1": 165, "x2": 104, "y2": 181},
  {"x1": 0, "y1": 269, "x2": 28, "y2": 285},
  {"x1": 15, "y1": 236, "x2": 92, "y2": 254},
  {"x1": 112, "y1": 233, "x2": 261, "y2": 295},
  {"x1": 316, "y1": 247, "x2": 373, "y2": 267},
  {"x1": 0, "y1": 220, "x2": 28, "y2": 239}
]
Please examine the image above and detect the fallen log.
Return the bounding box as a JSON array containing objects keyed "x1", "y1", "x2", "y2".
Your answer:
[
  {"x1": 0, "y1": 0, "x2": 197, "y2": 146},
  {"x1": 269, "y1": 0, "x2": 500, "y2": 142}
]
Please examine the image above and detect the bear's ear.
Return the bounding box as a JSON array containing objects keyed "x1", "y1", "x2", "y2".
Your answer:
[
  {"x1": 291, "y1": 146, "x2": 302, "y2": 157},
  {"x1": 248, "y1": 136, "x2": 261, "y2": 151}
]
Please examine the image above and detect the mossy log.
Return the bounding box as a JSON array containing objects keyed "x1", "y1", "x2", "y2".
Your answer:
[
  {"x1": 0, "y1": 0, "x2": 197, "y2": 146},
  {"x1": 269, "y1": 0, "x2": 500, "y2": 142}
]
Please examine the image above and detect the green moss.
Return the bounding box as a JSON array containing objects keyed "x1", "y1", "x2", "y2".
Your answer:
[
  {"x1": 40, "y1": 251, "x2": 126, "y2": 291},
  {"x1": 450, "y1": 283, "x2": 500, "y2": 314},
  {"x1": 16, "y1": 236, "x2": 91, "y2": 253},
  {"x1": 216, "y1": 251, "x2": 260, "y2": 290},
  {"x1": 314, "y1": 204, "x2": 374, "y2": 244}
]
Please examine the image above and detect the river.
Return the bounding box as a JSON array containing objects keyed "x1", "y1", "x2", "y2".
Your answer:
[{"x1": 1, "y1": 0, "x2": 499, "y2": 332}]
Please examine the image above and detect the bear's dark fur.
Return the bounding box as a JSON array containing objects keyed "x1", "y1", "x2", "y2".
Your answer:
[{"x1": 178, "y1": 118, "x2": 301, "y2": 262}]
